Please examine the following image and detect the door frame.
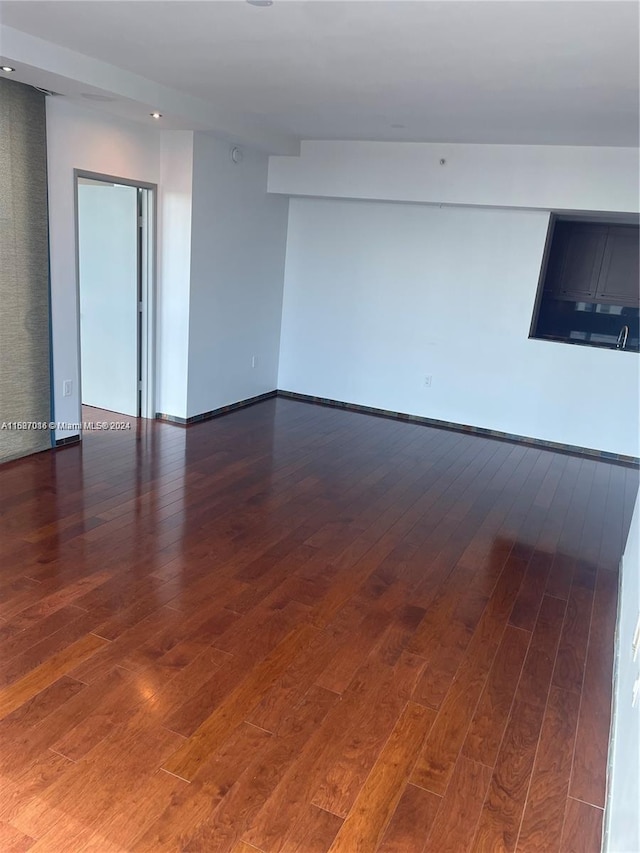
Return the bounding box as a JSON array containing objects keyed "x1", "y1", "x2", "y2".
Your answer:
[{"x1": 73, "y1": 169, "x2": 157, "y2": 424}]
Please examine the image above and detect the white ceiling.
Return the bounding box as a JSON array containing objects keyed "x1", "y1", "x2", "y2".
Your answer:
[{"x1": 1, "y1": 0, "x2": 638, "y2": 150}]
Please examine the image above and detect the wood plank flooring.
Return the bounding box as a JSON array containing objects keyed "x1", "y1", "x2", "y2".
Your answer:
[{"x1": 0, "y1": 398, "x2": 637, "y2": 852}]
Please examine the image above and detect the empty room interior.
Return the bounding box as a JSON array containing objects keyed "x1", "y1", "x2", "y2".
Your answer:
[{"x1": 1, "y1": 1, "x2": 640, "y2": 851}]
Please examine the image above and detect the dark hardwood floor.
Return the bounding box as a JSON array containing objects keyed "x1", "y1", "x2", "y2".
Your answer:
[{"x1": 0, "y1": 398, "x2": 637, "y2": 852}]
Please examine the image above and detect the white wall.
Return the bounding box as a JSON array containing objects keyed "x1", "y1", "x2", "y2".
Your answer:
[
  {"x1": 45, "y1": 101, "x2": 288, "y2": 429},
  {"x1": 46, "y1": 100, "x2": 198, "y2": 428},
  {"x1": 46, "y1": 98, "x2": 160, "y2": 438},
  {"x1": 606, "y1": 493, "x2": 640, "y2": 853},
  {"x1": 278, "y1": 197, "x2": 640, "y2": 457},
  {"x1": 156, "y1": 131, "x2": 193, "y2": 420},
  {"x1": 269, "y1": 141, "x2": 639, "y2": 214},
  {"x1": 187, "y1": 132, "x2": 289, "y2": 418}
]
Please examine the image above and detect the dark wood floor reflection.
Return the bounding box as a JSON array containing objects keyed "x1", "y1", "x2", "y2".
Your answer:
[{"x1": 0, "y1": 399, "x2": 637, "y2": 852}]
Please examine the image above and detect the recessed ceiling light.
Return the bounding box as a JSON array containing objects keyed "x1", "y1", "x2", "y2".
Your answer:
[
  {"x1": 247, "y1": 0, "x2": 273, "y2": 6},
  {"x1": 150, "y1": 112, "x2": 162, "y2": 119},
  {"x1": 1, "y1": 66, "x2": 15, "y2": 73}
]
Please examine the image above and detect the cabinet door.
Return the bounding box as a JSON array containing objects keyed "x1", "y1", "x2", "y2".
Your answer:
[
  {"x1": 555, "y1": 224, "x2": 608, "y2": 301},
  {"x1": 596, "y1": 226, "x2": 640, "y2": 307},
  {"x1": 544, "y1": 220, "x2": 568, "y2": 294}
]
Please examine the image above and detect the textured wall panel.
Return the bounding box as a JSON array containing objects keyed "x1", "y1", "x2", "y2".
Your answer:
[{"x1": 0, "y1": 77, "x2": 52, "y2": 462}]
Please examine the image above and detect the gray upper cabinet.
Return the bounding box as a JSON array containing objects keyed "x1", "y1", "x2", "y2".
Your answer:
[
  {"x1": 555, "y1": 223, "x2": 608, "y2": 301},
  {"x1": 550, "y1": 221, "x2": 639, "y2": 306},
  {"x1": 597, "y1": 226, "x2": 640, "y2": 307}
]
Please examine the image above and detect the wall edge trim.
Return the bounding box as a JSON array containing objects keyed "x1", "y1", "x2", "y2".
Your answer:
[
  {"x1": 156, "y1": 390, "x2": 277, "y2": 426},
  {"x1": 276, "y1": 389, "x2": 640, "y2": 467}
]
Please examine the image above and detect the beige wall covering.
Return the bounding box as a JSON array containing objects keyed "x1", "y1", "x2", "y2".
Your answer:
[{"x1": 0, "y1": 77, "x2": 52, "y2": 463}]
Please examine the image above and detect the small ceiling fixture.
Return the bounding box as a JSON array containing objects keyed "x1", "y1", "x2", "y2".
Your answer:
[
  {"x1": 150, "y1": 112, "x2": 162, "y2": 119},
  {"x1": 247, "y1": 0, "x2": 273, "y2": 6},
  {"x1": 1, "y1": 66, "x2": 15, "y2": 73}
]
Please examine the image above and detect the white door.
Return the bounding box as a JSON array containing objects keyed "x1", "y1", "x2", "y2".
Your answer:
[{"x1": 78, "y1": 182, "x2": 139, "y2": 416}]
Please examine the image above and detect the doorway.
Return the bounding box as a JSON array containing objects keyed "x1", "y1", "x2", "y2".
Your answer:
[{"x1": 74, "y1": 171, "x2": 156, "y2": 424}]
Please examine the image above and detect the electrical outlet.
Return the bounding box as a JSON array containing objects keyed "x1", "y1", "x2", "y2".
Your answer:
[
  {"x1": 251, "y1": 356, "x2": 257, "y2": 369},
  {"x1": 63, "y1": 380, "x2": 72, "y2": 397},
  {"x1": 424, "y1": 375, "x2": 432, "y2": 388}
]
